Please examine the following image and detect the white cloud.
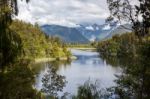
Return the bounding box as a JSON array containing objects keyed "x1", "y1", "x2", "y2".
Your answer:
[{"x1": 16, "y1": 0, "x2": 110, "y2": 27}]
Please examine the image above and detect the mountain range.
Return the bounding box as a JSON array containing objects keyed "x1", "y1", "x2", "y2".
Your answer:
[
  {"x1": 41, "y1": 25, "x2": 89, "y2": 43},
  {"x1": 41, "y1": 23, "x2": 132, "y2": 43}
]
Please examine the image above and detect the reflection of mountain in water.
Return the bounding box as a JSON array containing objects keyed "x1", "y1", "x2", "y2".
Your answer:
[
  {"x1": 34, "y1": 49, "x2": 122, "y2": 96},
  {"x1": 75, "y1": 55, "x2": 104, "y2": 65}
]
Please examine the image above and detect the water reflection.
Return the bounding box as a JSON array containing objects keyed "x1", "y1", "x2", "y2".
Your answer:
[
  {"x1": 34, "y1": 60, "x2": 71, "y2": 97},
  {"x1": 101, "y1": 54, "x2": 150, "y2": 99},
  {"x1": 0, "y1": 65, "x2": 42, "y2": 99},
  {"x1": 1, "y1": 49, "x2": 149, "y2": 98},
  {"x1": 34, "y1": 49, "x2": 122, "y2": 96},
  {"x1": 41, "y1": 66, "x2": 67, "y2": 98}
]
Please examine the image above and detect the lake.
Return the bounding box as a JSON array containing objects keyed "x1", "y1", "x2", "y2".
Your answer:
[{"x1": 34, "y1": 49, "x2": 122, "y2": 96}]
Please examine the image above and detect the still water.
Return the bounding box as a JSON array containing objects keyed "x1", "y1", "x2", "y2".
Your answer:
[{"x1": 34, "y1": 49, "x2": 122, "y2": 95}]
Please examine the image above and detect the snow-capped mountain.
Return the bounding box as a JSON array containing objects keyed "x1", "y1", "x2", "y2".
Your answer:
[
  {"x1": 76, "y1": 23, "x2": 118, "y2": 41},
  {"x1": 104, "y1": 24, "x2": 132, "y2": 40},
  {"x1": 41, "y1": 23, "x2": 131, "y2": 43}
]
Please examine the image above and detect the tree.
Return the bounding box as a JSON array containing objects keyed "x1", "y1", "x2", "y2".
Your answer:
[
  {"x1": 0, "y1": 63, "x2": 44, "y2": 99},
  {"x1": 0, "y1": 0, "x2": 29, "y2": 67},
  {"x1": 107, "y1": 0, "x2": 150, "y2": 37},
  {"x1": 41, "y1": 66, "x2": 66, "y2": 98}
]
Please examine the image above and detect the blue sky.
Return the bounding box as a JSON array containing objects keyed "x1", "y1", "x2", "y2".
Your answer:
[{"x1": 17, "y1": 0, "x2": 137, "y2": 27}]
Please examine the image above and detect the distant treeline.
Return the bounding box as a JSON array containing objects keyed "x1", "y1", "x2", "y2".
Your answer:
[{"x1": 67, "y1": 42, "x2": 97, "y2": 48}]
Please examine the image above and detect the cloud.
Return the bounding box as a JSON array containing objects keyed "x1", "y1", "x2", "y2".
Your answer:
[{"x1": 16, "y1": 0, "x2": 110, "y2": 27}]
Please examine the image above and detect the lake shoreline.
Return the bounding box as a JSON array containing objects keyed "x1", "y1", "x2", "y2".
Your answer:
[
  {"x1": 34, "y1": 56, "x2": 77, "y2": 63},
  {"x1": 69, "y1": 47, "x2": 97, "y2": 51},
  {"x1": 34, "y1": 49, "x2": 120, "y2": 95}
]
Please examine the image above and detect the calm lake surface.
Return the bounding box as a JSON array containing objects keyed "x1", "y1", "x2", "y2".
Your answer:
[{"x1": 34, "y1": 49, "x2": 122, "y2": 95}]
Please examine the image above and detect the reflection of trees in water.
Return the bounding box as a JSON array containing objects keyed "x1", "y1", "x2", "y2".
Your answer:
[
  {"x1": 32, "y1": 60, "x2": 71, "y2": 76},
  {"x1": 32, "y1": 60, "x2": 70, "y2": 98},
  {"x1": 77, "y1": 55, "x2": 103, "y2": 65},
  {"x1": 102, "y1": 47, "x2": 150, "y2": 99},
  {"x1": 0, "y1": 60, "x2": 69, "y2": 99},
  {"x1": 100, "y1": 55, "x2": 122, "y2": 67},
  {"x1": 0, "y1": 65, "x2": 43, "y2": 99},
  {"x1": 113, "y1": 58, "x2": 150, "y2": 99},
  {"x1": 41, "y1": 66, "x2": 67, "y2": 98},
  {"x1": 49, "y1": 60, "x2": 71, "y2": 70}
]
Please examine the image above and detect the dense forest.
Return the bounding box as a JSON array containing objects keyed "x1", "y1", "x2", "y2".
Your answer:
[
  {"x1": 97, "y1": 33, "x2": 150, "y2": 57},
  {"x1": 10, "y1": 20, "x2": 71, "y2": 59}
]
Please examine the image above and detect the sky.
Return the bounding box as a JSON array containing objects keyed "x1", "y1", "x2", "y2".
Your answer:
[
  {"x1": 16, "y1": 0, "x2": 110, "y2": 27},
  {"x1": 16, "y1": 0, "x2": 138, "y2": 27}
]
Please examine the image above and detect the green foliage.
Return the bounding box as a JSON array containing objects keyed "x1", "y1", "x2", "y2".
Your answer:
[
  {"x1": 0, "y1": 0, "x2": 24, "y2": 67},
  {"x1": 97, "y1": 33, "x2": 150, "y2": 99},
  {"x1": 97, "y1": 33, "x2": 139, "y2": 57},
  {"x1": 0, "y1": 0, "x2": 30, "y2": 67},
  {"x1": 0, "y1": 63, "x2": 44, "y2": 99},
  {"x1": 41, "y1": 66, "x2": 67, "y2": 98},
  {"x1": 72, "y1": 80, "x2": 109, "y2": 99},
  {"x1": 10, "y1": 20, "x2": 71, "y2": 59},
  {"x1": 112, "y1": 42, "x2": 150, "y2": 99},
  {"x1": 90, "y1": 41, "x2": 98, "y2": 47},
  {"x1": 107, "y1": 0, "x2": 150, "y2": 37}
]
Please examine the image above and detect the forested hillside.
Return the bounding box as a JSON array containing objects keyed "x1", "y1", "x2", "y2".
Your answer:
[
  {"x1": 10, "y1": 20, "x2": 71, "y2": 59},
  {"x1": 97, "y1": 33, "x2": 150, "y2": 57}
]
